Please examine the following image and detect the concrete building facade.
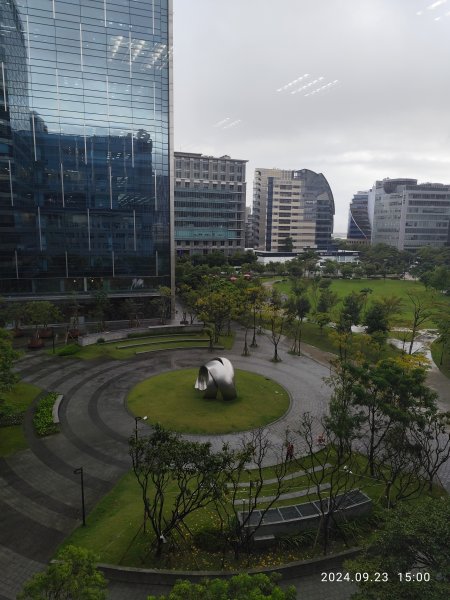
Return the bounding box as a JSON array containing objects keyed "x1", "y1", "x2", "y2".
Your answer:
[
  {"x1": 252, "y1": 168, "x2": 334, "y2": 252},
  {"x1": 174, "y1": 152, "x2": 246, "y2": 256},
  {"x1": 371, "y1": 178, "x2": 450, "y2": 250}
]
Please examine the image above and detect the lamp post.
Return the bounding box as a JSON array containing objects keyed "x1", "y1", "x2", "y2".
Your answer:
[
  {"x1": 73, "y1": 466, "x2": 86, "y2": 526},
  {"x1": 134, "y1": 415, "x2": 148, "y2": 443}
]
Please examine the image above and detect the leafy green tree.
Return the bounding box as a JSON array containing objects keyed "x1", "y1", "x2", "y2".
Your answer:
[
  {"x1": 363, "y1": 302, "x2": 389, "y2": 335},
  {"x1": 406, "y1": 292, "x2": 432, "y2": 355},
  {"x1": 157, "y1": 285, "x2": 172, "y2": 324},
  {"x1": 196, "y1": 281, "x2": 238, "y2": 343},
  {"x1": 18, "y1": 545, "x2": 107, "y2": 599},
  {"x1": 286, "y1": 293, "x2": 310, "y2": 355},
  {"x1": 279, "y1": 236, "x2": 294, "y2": 252},
  {"x1": 337, "y1": 292, "x2": 363, "y2": 333},
  {"x1": 316, "y1": 312, "x2": 330, "y2": 332},
  {"x1": 346, "y1": 497, "x2": 450, "y2": 600},
  {"x1": 322, "y1": 259, "x2": 337, "y2": 276},
  {"x1": 317, "y1": 287, "x2": 339, "y2": 314},
  {"x1": 24, "y1": 301, "x2": 61, "y2": 339},
  {"x1": 340, "y1": 263, "x2": 354, "y2": 279},
  {"x1": 129, "y1": 425, "x2": 230, "y2": 557},
  {"x1": 246, "y1": 285, "x2": 266, "y2": 348},
  {"x1": 420, "y1": 265, "x2": 450, "y2": 293},
  {"x1": 263, "y1": 289, "x2": 287, "y2": 362},
  {"x1": 147, "y1": 573, "x2": 296, "y2": 600}
]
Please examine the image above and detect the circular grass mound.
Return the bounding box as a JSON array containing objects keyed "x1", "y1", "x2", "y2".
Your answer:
[{"x1": 127, "y1": 368, "x2": 290, "y2": 434}]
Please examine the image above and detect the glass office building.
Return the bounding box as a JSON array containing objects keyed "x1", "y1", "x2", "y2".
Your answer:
[
  {"x1": 0, "y1": 0, "x2": 173, "y2": 301},
  {"x1": 347, "y1": 191, "x2": 371, "y2": 242}
]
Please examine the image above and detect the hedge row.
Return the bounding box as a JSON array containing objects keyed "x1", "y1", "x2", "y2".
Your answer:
[{"x1": 33, "y1": 392, "x2": 59, "y2": 437}]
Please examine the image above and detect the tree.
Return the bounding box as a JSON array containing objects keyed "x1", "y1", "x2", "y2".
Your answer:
[
  {"x1": 349, "y1": 357, "x2": 438, "y2": 479},
  {"x1": 410, "y1": 407, "x2": 450, "y2": 491},
  {"x1": 279, "y1": 236, "x2": 294, "y2": 252},
  {"x1": 363, "y1": 302, "x2": 389, "y2": 335},
  {"x1": 92, "y1": 290, "x2": 110, "y2": 332},
  {"x1": 213, "y1": 429, "x2": 289, "y2": 561},
  {"x1": 147, "y1": 573, "x2": 296, "y2": 600},
  {"x1": 129, "y1": 425, "x2": 230, "y2": 557},
  {"x1": 246, "y1": 285, "x2": 266, "y2": 348},
  {"x1": 264, "y1": 289, "x2": 287, "y2": 362},
  {"x1": 18, "y1": 545, "x2": 107, "y2": 600},
  {"x1": 435, "y1": 316, "x2": 450, "y2": 366},
  {"x1": 157, "y1": 286, "x2": 172, "y2": 324},
  {"x1": 346, "y1": 497, "x2": 450, "y2": 600},
  {"x1": 196, "y1": 281, "x2": 238, "y2": 343},
  {"x1": 340, "y1": 263, "x2": 354, "y2": 279},
  {"x1": 286, "y1": 292, "x2": 310, "y2": 355},
  {"x1": 294, "y1": 412, "x2": 360, "y2": 555},
  {"x1": 337, "y1": 292, "x2": 363, "y2": 334},
  {"x1": 0, "y1": 329, "x2": 19, "y2": 413},
  {"x1": 322, "y1": 260, "x2": 337, "y2": 277},
  {"x1": 24, "y1": 301, "x2": 61, "y2": 340},
  {"x1": 406, "y1": 292, "x2": 432, "y2": 355},
  {"x1": 317, "y1": 287, "x2": 339, "y2": 314}
]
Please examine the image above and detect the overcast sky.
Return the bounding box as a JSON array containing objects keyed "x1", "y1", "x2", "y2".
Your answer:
[{"x1": 173, "y1": 0, "x2": 450, "y2": 233}]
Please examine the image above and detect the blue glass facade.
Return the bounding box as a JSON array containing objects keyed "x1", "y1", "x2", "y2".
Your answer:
[
  {"x1": 347, "y1": 191, "x2": 371, "y2": 241},
  {"x1": 0, "y1": 0, "x2": 172, "y2": 299}
]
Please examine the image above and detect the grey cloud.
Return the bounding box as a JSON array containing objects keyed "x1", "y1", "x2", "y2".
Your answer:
[{"x1": 173, "y1": 0, "x2": 450, "y2": 231}]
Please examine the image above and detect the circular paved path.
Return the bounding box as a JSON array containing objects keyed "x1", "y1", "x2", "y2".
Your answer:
[{"x1": 0, "y1": 326, "x2": 448, "y2": 600}]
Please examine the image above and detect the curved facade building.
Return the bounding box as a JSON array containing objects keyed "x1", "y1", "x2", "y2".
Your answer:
[
  {"x1": 347, "y1": 191, "x2": 371, "y2": 241},
  {"x1": 252, "y1": 167, "x2": 334, "y2": 251},
  {"x1": 0, "y1": 0, "x2": 173, "y2": 302}
]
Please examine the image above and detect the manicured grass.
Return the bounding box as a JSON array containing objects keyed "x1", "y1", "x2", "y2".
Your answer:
[
  {"x1": 431, "y1": 340, "x2": 450, "y2": 379},
  {"x1": 127, "y1": 368, "x2": 290, "y2": 434},
  {"x1": 1, "y1": 381, "x2": 42, "y2": 414},
  {"x1": 0, "y1": 381, "x2": 42, "y2": 456},
  {"x1": 52, "y1": 333, "x2": 234, "y2": 360},
  {"x1": 0, "y1": 426, "x2": 28, "y2": 456},
  {"x1": 274, "y1": 278, "x2": 449, "y2": 327},
  {"x1": 62, "y1": 450, "x2": 443, "y2": 570}
]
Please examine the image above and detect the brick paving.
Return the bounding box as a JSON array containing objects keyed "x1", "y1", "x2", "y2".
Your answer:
[{"x1": 1, "y1": 327, "x2": 449, "y2": 599}]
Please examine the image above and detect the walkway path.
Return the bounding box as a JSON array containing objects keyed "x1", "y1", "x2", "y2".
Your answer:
[{"x1": 0, "y1": 325, "x2": 448, "y2": 600}]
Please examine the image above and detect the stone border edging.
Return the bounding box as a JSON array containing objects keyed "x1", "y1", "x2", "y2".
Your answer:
[
  {"x1": 97, "y1": 547, "x2": 362, "y2": 585},
  {"x1": 52, "y1": 394, "x2": 64, "y2": 424}
]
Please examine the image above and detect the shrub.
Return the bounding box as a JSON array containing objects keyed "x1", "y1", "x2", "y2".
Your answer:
[
  {"x1": 57, "y1": 344, "x2": 80, "y2": 356},
  {"x1": 33, "y1": 392, "x2": 59, "y2": 437},
  {"x1": 96, "y1": 338, "x2": 105, "y2": 344},
  {"x1": 193, "y1": 527, "x2": 227, "y2": 552}
]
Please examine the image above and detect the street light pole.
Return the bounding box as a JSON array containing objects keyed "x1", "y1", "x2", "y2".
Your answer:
[
  {"x1": 73, "y1": 467, "x2": 86, "y2": 526},
  {"x1": 134, "y1": 415, "x2": 148, "y2": 443}
]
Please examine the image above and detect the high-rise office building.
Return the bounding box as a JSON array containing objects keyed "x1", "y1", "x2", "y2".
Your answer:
[
  {"x1": 0, "y1": 0, "x2": 173, "y2": 305},
  {"x1": 174, "y1": 152, "x2": 246, "y2": 256},
  {"x1": 371, "y1": 178, "x2": 450, "y2": 250},
  {"x1": 252, "y1": 168, "x2": 334, "y2": 251},
  {"x1": 347, "y1": 191, "x2": 371, "y2": 243}
]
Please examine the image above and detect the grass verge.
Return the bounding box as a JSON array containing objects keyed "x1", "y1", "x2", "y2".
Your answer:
[{"x1": 127, "y1": 368, "x2": 289, "y2": 434}]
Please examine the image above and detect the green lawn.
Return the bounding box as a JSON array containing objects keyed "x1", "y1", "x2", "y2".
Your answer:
[
  {"x1": 62, "y1": 450, "x2": 443, "y2": 571},
  {"x1": 0, "y1": 381, "x2": 42, "y2": 456},
  {"x1": 127, "y1": 368, "x2": 290, "y2": 434},
  {"x1": 2, "y1": 381, "x2": 42, "y2": 413},
  {"x1": 431, "y1": 340, "x2": 450, "y2": 379},
  {"x1": 0, "y1": 426, "x2": 28, "y2": 456},
  {"x1": 52, "y1": 333, "x2": 234, "y2": 360},
  {"x1": 274, "y1": 278, "x2": 449, "y2": 327}
]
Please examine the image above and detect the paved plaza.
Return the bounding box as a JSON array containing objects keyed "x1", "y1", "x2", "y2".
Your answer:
[{"x1": 0, "y1": 328, "x2": 449, "y2": 599}]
